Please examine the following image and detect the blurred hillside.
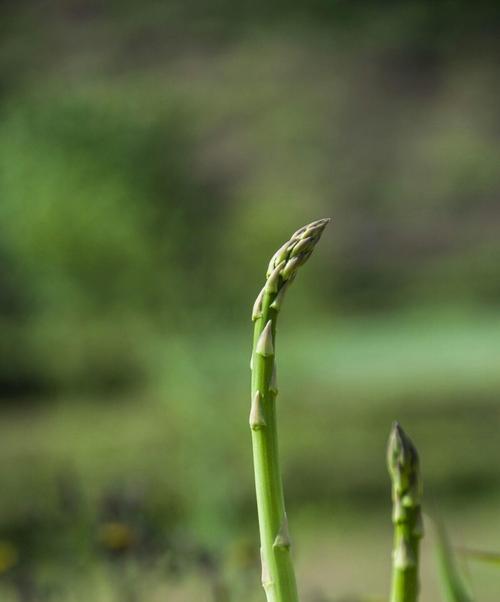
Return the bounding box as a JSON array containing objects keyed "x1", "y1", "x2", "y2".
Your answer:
[
  {"x1": 1, "y1": 2, "x2": 500, "y2": 601},
  {"x1": 2, "y1": 0, "x2": 500, "y2": 392}
]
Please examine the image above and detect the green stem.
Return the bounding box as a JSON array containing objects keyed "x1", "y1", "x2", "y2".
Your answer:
[
  {"x1": 387, "y1": 422, "x2": 424, "y2": 602},
  {"x1": 249, "y1": 219, "x2": 330, "y2": 602},
  {"x1": 391, "y1": 508, "x2": 421, "y2": 602}
]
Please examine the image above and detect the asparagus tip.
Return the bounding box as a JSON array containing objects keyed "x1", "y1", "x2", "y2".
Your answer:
[
  {"x1": 388, "y1": 421, "x2": 422, "y2": 507},
  {"x1": 266, "y1": 218, "x2": 331, "y2": 280},
  {"x1": 388, "y1": 422, "x2": 419, "y2": 476}
]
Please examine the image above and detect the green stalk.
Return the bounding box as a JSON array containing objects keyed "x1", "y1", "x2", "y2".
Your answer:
[
  {"x1": 250, "y1": 219, "x2": 330, "y2": 602},
  {"x1": 387, "y1": 422, "x2": 424, "y2": 602}
]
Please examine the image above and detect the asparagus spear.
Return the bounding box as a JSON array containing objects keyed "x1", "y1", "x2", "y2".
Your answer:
[
  {"x1": 387, "y1": 422, "x2": 424, "y2": 602},
  {"x1": 250, "y1": 219, "x2": 330, "y2": 602}
]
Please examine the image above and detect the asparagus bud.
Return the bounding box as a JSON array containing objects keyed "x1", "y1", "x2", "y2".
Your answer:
[
  {"x1": 263, "y1": 218, "x2": 330, "y2": 297},
  {"x1": 388, "y1": 422, "x2": 424, "y2": 602},
  {"x1": 250, "y1": 219, "x2": 330, "y2": 602}
]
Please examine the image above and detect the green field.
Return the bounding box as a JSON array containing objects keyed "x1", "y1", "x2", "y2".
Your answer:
[{"x1": 0, "y1": 310, "x2": 498, "y2": 601}]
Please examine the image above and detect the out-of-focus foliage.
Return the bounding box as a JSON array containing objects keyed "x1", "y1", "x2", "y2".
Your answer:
[
  {"x1": 2, "y1": 0, "x2": 500, "y2": 392},
  {"x1": 1, "y1": 2, "x2": 500, "y2": 601}
]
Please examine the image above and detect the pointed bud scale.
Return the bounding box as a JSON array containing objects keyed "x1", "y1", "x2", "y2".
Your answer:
[
  {"x1": 289, "y1": 250, "x2": 312, "y2": 272},
  {"x1": 252, "y1": 288, "x2": 265, "y2": 321},
  {"x1": 265, "y1": 261, "x2": 285, "y2": 294},
  {"x1": 304, "y1": 224, "x2": 327, "y2": 239},
  {"x1": 249, "y1": 391, "x2": 266, "y2": 430},
  {"x1": 267, "y1": 241, "x2": 291, "y2": 278},
  {"x1": 274, "y1": 240, "x2": 292, "y2": 263},
  {"x1": 306, "y1": 218, "x2": 326, "y2": 228},
  {"x1": 256, "y1": 320, "x2": 274, "y2": 357},
  {"x1": 270, "y1": 282, "x2": 288, "y2": 312},
  {"x1": 297, "y1": 250, "x2": 312, "y2": 265},
  {"x1": 392, "y1": 499, "x2": 406, "y2": 524},
  {"x1": 269, "y1": 363, "x2": 278, "y2": 395},
  {"x1": 290, "y1": 236, "x2": 314, "y2": 257},
  {"x1": 291, "y1": 224, "x2": 308, "y2": 239},
  {"x1": 281, "y1": 256, "x2": 301, "y2": 280},
  {"x1": 393, "y1": 539, "x2": 416, "y2": 569},
  {"x1": 273, "y1": 516, "x2": 291, "y2": 550},
  {"x1": 306, "y1": 217, "x2": 332, "y2": 236}
]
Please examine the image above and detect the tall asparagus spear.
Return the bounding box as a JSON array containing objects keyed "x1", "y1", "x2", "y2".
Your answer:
[
  {"x1": 387, "y1": 422, "x2": 424, "y2": 602},
  {"x1": 250, "y1": 219, "x2": 330, "y2": 602}
]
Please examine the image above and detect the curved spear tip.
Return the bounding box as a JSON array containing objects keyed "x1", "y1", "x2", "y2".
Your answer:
[
  {"x1": 266, "y1": 218, "x2": 332, "y2": 280},
  {"x1": 291, "y1": 217, "x2": 331, "y2": 239},
  {"x1": 312, "y1": 217, "x2": 332, "y2": 226},
  {"x1": 292, "y1": 218, "x2": 331, "y2": 245},
  {"x1": 306, "y1": 217, "x2": 332, "y2": 229}
]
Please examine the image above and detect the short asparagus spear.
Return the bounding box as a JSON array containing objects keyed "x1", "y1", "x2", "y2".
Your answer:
[
  {"x1": 250, "y1": 219, "x2": 330, "y2": 602},
  {"x1": 387, "y1": 422, "x2": 424, "y2": 602}
]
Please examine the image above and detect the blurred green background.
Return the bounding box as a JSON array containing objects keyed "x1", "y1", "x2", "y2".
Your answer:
[{"x1": 1, "y1": 1, "x2": 500, "y2": 600}]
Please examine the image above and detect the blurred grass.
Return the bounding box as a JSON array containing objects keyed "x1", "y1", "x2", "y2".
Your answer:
[{"x1": 0, "y1": 309, "x2": 499, "y2": 600}]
